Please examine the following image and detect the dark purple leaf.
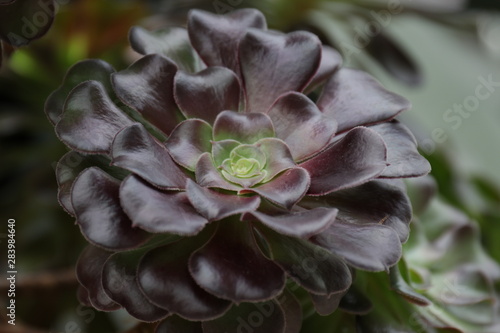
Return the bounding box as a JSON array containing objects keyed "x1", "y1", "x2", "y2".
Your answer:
[
  {"x1": 166, "y1": 119, "x2": 213, "y2": 171},
  {"x1": 186, "y1": 179, "x2": 260, "y2": 221},
  {"x1": 278, "y1": 289, "x2": 303, "y2": 333},
  {"x1": 45, "y1": 59, "x2": 115, "y2": 124},
  {"x1": 72, "y1": 167, "x2": 150, "y2": 250},
  {"x1": 195, "y1": 153, "x2": 241, "y2": 191},
  {"x1": 213, "y1": 111, "x2": 274, "y2": 144},
  {"x1": 312, "y1": 222, "x2": 402, "y2": 272},
  {"x1": 76, "y1": 245, "x2": 120, "y2": 311},
  {"x1": 138, "y1": 232, "x2": 231, "y2": 320},
  {"x1": 202, "y1": 300, "x2": 285, "y2": 333},
  {"x1": 129, "y1": 26, "x2": 204, "y2": 73},
  {"x1": 301, "y1": 179, "x2": 412, "y2": 242},
  {"x1": 300, "y1": 127, "x2": 387, "y2": 196},
  {"x1": 245, "y1": 168, "x2": 310, "y2": 209},
  {"x1": 268, "y1": 92, "x2": 337, "y2": 161},
  {"x1": 307, "y1": 46, "x2": 343, "y2": 91},
  {"x1": 246, "y1": 207, "x2": 337, "y2": 238},
  {"x1": 76, "y1": 285, "x2": 92, "y2": 307},
  {"x1": 111, "y1": 123, "x2": 187, "y2": 190},
  {"x1": 156, "y1": 316, "x2": 203, "y2": 333},
  {"x1": 102, "y1": 251, "x2": 169, "y2": 322},
  {"x1": 55, "y1": 81, "x2": 133, "y2": 154},
  {"x1": 0, "y1": 0, "x2": 55, "y2": 47},
  {"x1": 120, "y1": 175, "x2": 208, "y2": 235},
  {"x1": 174, "y1": 67, "x2": 241, "y2": 123},
  {"x1": 111, "y1": 54, "x2": 181, "y2": 136},
  {"x1": 188, "y1": 8, "x2": 266, "y2": 75},
  {"x1": 366, "y1": 33, "x2": 422, "y2": 87},
  {"x1": 257, "y1": 227, "x2": 351, "y2": 295},
  {"x1": 257, "y1": 138, "x2": 296, "y2": 182},
  {"x1": 317, "y1": 68, "x2": 411, "y2": 133},
  {"x1": 309, "y1": 292, "x2": 344, "y2": 316},
  {"x1": 240, "y1": 29, "x2": 321, "y2": 113},
  {"x1": 371, "y1": 121, "x2": 431, "y2": 178},
  {"x1": 189, "y1": 221, "x2": 285, "y2": 302}
]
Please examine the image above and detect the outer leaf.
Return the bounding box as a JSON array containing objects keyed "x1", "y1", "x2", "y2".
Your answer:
[
  {"x1": 76, "y1": 245, "x2": 120, "y2": 311},
  {"x1": 278, "y1": 289, "x2": 303, "y2": 333},
  {"x1": 102, "y1": 251, "x2": 169, "y2": 322},
  {"x1": 55, "y1": 81, "x2": 133, "y2": 154},
  {"x1": 300, "y1": 127, "x2": 387, "y2": 196},
  {"x1": 129, "y1": 26, "x2": 203, "y2": 73},
  {"x1": 72, "y1": 167, "x2": 150, "y2": 250},
  {"x1": 371, "y1": 121, "x2": 431, "y2": 178},
  {"x1": 120, "y1": 175, "x2": 208, "y2": 235},
  {"x1": 188, "y1": 8, "x2": 266, "y2": 75},
  {"x1": 166, "y1": 119, "x2": 213, "y2": 171},
  {"x1": 111, "y1": 54, "x2": 180, "y2": 136},
  {"x1": 111, "y1": 123, "x2": 187, "y2": 190},
  {"x1": 257, "y1": 227, "x2": 352, "y2": 296},
  {"x1": 138, "y1": 231, "x2": 231, "y2": 321},
  {"x1": 0, "y1": 0, "x2": 55, "y2": 47},
  {"x1": 156, "y1": 316, "x2": 203, "y2": 333},
  {"x1": 189, "y1": 221, "x2": 285, "y2": 302},
  {"x1": 174, "y1": 67, "x2": 241, "y2": 123},
  {"x1": 186, "y1": 179, "x2": 260, "y2": 221},
  {"x1": 245, "y1": 168, "x2": 310, "y2": 209},
  {"x1": 309, "y1": 292, "x2": 345, "y2": 316},
  {"x1": 246, "y1": 207, "x2": 337, "y2": 238},
  {"x1": 307, "y1": 45, "x2": 343, "y2": 91},
  {"x1": 301, "y1": 179, "x2": 412, "y2": 242},
  {"x1": 202, "y1": 301, "x2": 285, "y2": 333},
  {"x1": 213, "y1": 110, "x2": 274, "y2": 144},
  {"x1": 317, "y1": 68, "x2": 411, "y2": 133},
  {"x1": 45, "y1": 59, "x2": 115, "y2": 124},
  {"x1": 268, "y1": 92, "x2": 337, "y2": 161},
  {"x1": 312, "y1": 222, "x2": 402, "y2": 272},
  {"x1": 240, "y1": 29, "x2": 321, "y2": 113}
]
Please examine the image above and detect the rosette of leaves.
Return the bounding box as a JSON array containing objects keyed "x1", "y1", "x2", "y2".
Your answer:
[
  {"x1": 0, "y1": 0, "x2": 55, "y2": 67},
  {"x1": 46, "y1": 8, "x2": 430, "y2": 331}
]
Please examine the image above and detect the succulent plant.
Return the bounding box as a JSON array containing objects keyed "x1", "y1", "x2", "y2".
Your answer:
[{"x1": 46, "y1": 8, "x2": 430, "y2": 331}]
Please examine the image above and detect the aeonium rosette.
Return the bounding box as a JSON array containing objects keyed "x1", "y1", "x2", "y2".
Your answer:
[{"x1": 46, "y1": 8, "x2": 430, "y2": 331}]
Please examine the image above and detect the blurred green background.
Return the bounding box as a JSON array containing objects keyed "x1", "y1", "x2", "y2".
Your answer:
[{"x1": 1, "y1": 0, "x2": 499, "y2": 332}]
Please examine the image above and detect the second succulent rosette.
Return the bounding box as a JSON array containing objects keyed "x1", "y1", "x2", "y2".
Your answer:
[{"x1": 46, "y1": 8, "x2": 430, "y2": 331}]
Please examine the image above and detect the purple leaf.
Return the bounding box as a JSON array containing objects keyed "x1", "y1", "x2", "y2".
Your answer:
[
  {"x1": 111, "y1": 123, "x2": 187, "y2": 190},
  {"x1": 72, "y1": 167, "x2": 150, "y2": 250},
  {"x1": 268, "y1": 92, "x2": 337, "y2": 161},
  {"x1": 240, "y1": 29, "x2": 321, "y2": 113},
  {"x1": 186, "y1": 179, "x2": 260, "y2": 221},
  {"x1": 155, "y1": 316, "x2": 203, "y2": 333},
  {"x1": 102, "y1": 251, "x2": 169, "y2": 322},
  {"x1": 188, "y1": 8, "x2": 266, "y2": 75},
  {"x1": 174, "y1": 67, "x2": 241, "y2": 123},
  {"x1": 317, "y1": 68, "x2": 411, "y2": 133},
  {"x1": 166, "y1": 119, "x2": 213, "y2": 171},
  {"x1": 45, "y1": 59, "x2": 115, "y2": 124},
  {"x1": 371, "y1": 121, "x2": 431, "y2": 178},
  {"x1": 309, "y1": 292, "x2": 345, "y2": 316},
  {"x1": 245, "y1": 168, "x2": 310, "y2": 210},
  {"x1": 246, "y1": 207, "x2": 337, "y2": 238},
  {"x1": 76, "y1": 245, "x2": 120, "y2": 311},
  {"x1": 129, "y1": 26, "x2": 204, "y2": 73},
  {"x1": 213, "y1": 111, "x2": 274, "y2": 144},
  {"x1": 195, "y1": 153, "x2": 241, "y2": 191},
  {"x1": 0, "y1": 0, "x2": 55, "y2": 47},
  {"x1": 257, "y1": 227, "x2": 352, "y2": 295},
  {"x1": 189, "y1": 221, "x2": 285, "y2": 302},
  {"x1": 312, "y1": 222, "x2": 402, "y2": 272},
  {"x1": 278, "y1": 289, "x2": 303, "y2": 333},
  {"x1": 300, "y1": 127, "x2": 387, "y2": 196},
  {"x1": 307, "y1": 46, "x2": 343, "y2": 91},
  {"x1": 112, "y1": 54, "x2": 181, "y2": 136},
  {"x1": 120, "y1": 175, "x2": 208, "y2": 235},
  {"x1": 138, "y1": 232, "x2": 231, "y2": 320},
  {"x1": 301, "y1": 179, "x2": 412, "y2": 242},
  {"x1": 202, "y1": 301, "x2": 285, "y2": 333},
  {"x1": 55, "y1": 81, "x2": 133, "y2": 154}
]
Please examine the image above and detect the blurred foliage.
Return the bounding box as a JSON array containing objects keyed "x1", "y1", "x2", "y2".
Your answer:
[{"x1": 1, "y1": 0, "x2": 499, "y2": 332}]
